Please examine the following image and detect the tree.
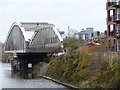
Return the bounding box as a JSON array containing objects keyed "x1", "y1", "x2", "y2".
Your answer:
[{"x1": 63, "y1": 37, "x2": 81, "y2": 49}]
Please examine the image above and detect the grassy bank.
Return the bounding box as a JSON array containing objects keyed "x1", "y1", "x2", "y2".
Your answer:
[{"x1": 45, "y1": 52, "x2": 120, "y2": 88}]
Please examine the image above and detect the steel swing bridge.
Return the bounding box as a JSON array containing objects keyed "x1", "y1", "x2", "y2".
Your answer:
[
  {"x1": 5, "y1": 22, "x2": 63, "y2": 53},
  {"x1": 4, "y1": 22, "x2": 63, "y2": 77}
]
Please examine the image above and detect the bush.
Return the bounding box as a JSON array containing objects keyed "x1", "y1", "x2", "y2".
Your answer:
[
  {"x1": 46, "y1": 52, "x2": 119, "y2": 88},
  {"x1": 46, "y1": 52, "x2": 91, "y2": 85}
]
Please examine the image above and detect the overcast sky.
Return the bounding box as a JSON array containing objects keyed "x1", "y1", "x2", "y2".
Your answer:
[{"x1": 0, "y1": 0, "x2": 107, "y2": 43}]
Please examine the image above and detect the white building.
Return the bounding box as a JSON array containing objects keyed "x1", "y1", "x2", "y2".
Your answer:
[
  {"x1": 79, "y1": 28, "x2": 94, "y2": 40},
  {"x1": 86, "y1": 28, "x2": 94, "y2": 40},
  {"x1": 79, "y1": 29, "x2": 86, "y2": 40},
  {"x1": 68, "y1": 27, "x2": 78, "y2": 38}
]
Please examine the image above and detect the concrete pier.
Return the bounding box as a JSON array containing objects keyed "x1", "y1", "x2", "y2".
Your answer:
[{"x1": 11, "y1": 52, "x2": 48, "y2": 78}]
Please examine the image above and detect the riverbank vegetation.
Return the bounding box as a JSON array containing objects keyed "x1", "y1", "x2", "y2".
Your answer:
[
  {"x1": 46, "y1": 52, "x2": 120, "y2": 88},
  {"x1": 2, "y1": 53, "x2": 12, "y2": 63}
]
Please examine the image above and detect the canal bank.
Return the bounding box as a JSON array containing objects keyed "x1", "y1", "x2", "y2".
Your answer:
[
  {"x1": 41, "y1": 76, "x2": 80, "y2": 90},
  {"x1": 36, "y1": 62, "x2": 80, "y2": 89}
]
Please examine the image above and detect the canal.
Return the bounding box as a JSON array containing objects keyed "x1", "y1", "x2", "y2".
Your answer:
[{"x1": 0, "y1": 62, "x2": 71, "y2": 89}]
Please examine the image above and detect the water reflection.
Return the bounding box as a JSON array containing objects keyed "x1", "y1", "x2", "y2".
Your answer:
[
  {"x1": 1, "y1": 63, "x2": 70, "y2": 88},
  {"x1": 11, "y1": 70, "x2": 33, "y2": 79}
]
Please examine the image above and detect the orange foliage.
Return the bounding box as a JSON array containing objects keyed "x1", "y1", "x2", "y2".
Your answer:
[{"x1": 76, "y1": 45, "x2": 100, "y2": 53}]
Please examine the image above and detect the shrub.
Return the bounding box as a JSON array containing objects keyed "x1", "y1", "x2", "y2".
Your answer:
[{"x1": 46, "y1": 52, "x2": 119, "y2": 88}]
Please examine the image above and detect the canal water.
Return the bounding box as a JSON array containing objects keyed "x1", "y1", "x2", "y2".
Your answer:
[{"x1": 0, "y1": 62, "x2": 71, "y2": 89}]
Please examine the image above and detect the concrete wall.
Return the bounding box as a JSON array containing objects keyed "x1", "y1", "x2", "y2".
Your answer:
[
  {"x1": 94, "y1": 52, "x2": 120, "y2": 67},
  {"x1": 39, "y1": 62, "x2": 49, "y2": 76}
]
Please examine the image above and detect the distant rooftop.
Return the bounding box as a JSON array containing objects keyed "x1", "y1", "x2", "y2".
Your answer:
[{"x1": 85, "y1": 42, "x2": 101, "y2": 46}]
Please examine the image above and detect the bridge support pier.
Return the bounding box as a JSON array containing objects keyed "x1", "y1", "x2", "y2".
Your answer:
[{"x1": 11, "y1": 52, "x2": 48, "y2": 79}]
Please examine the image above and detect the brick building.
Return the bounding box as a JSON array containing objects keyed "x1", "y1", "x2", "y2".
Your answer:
[{"x1": 106, "y1": 0, "x2": 120, "y2": 51}]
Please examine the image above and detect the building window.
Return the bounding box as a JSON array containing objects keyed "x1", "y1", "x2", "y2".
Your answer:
[
  {"x1": 118, "y1": 46, "x2": 120, "y2": 51},
  {"x1": 109, "y1": 39, "x2": 111, "y2": 45},
  {"x1": 113, "y1": 39, "x2": 115, "y2": 45}
]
